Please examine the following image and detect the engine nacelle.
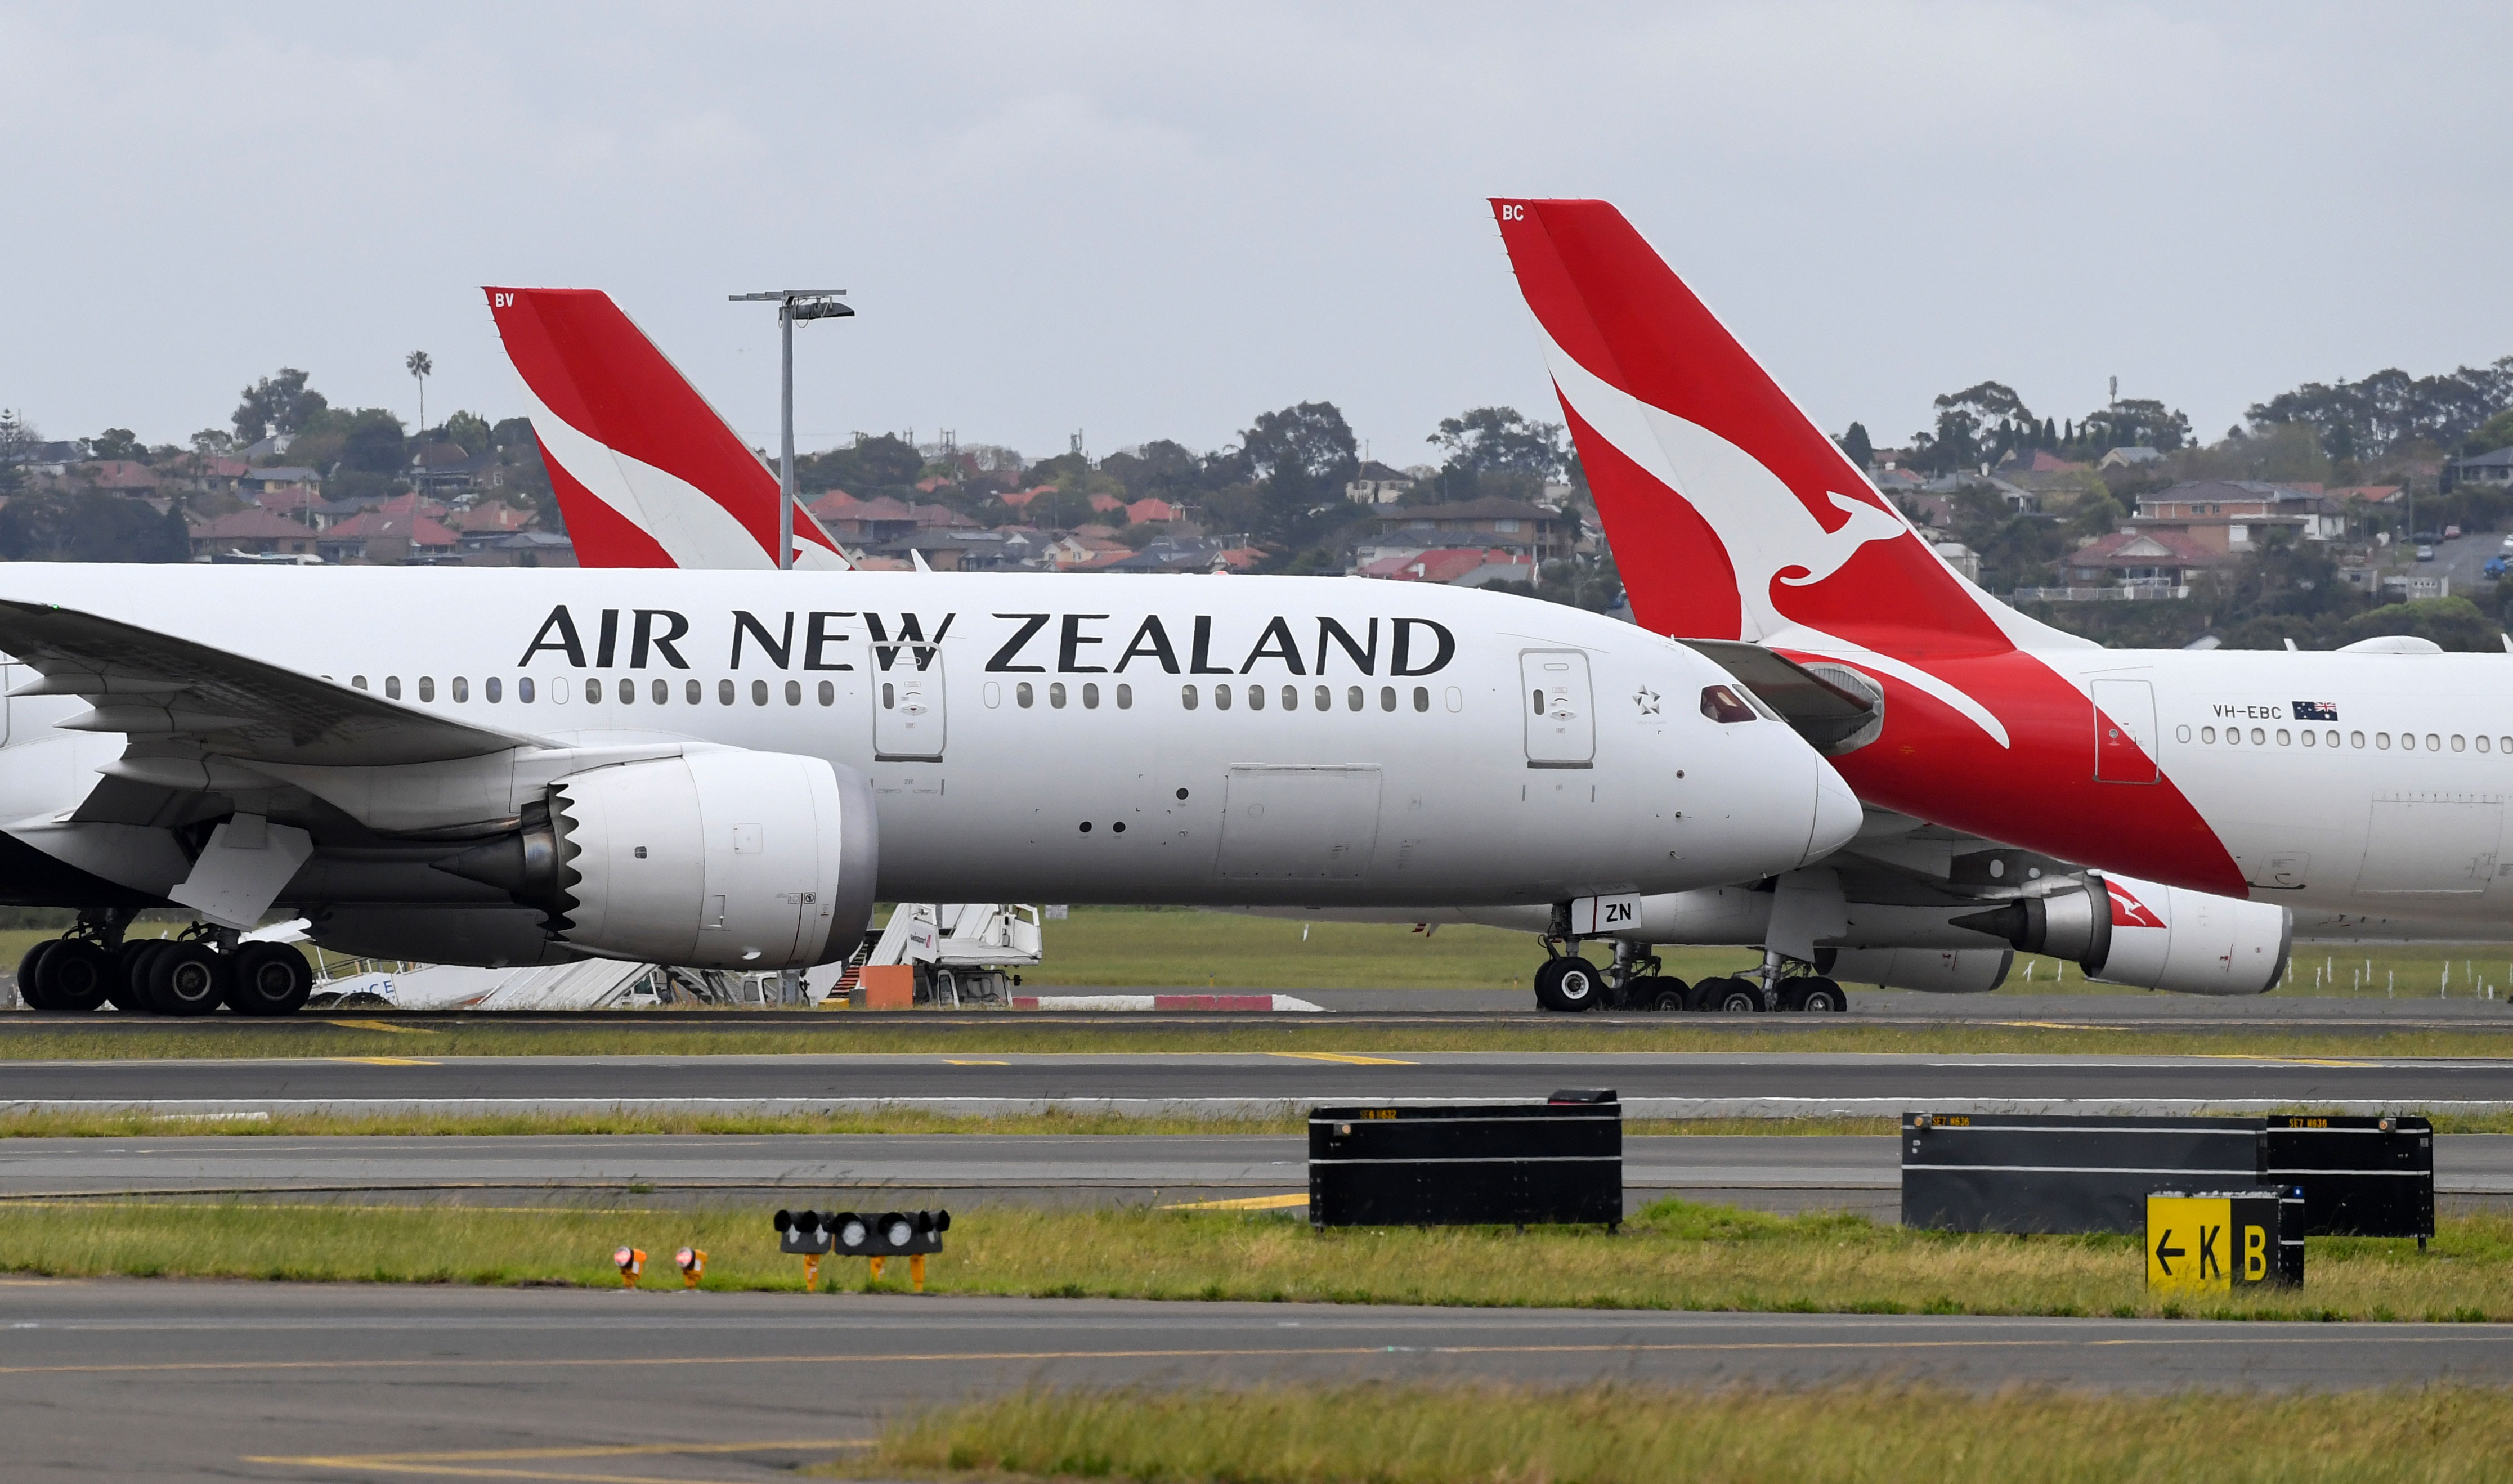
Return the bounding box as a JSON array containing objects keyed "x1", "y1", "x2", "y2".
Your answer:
[
  {"x1": 1950, "y1": 872, "x2": 2291, "y2": 996},
  {"x1": 438, "y1": 748, "x2": 877, "y2": 970},
  {"x1": 1821, "y1": 946, "x2": 2012, "y2": 994},
  {"x1": 2084, "y1": 873, "x2": 2292, "y2": 996}
]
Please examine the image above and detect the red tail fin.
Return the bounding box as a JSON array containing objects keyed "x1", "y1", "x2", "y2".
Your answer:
[
  {"x1": 1490, "y1": 199, "x2": 2046, "y2": 657},
  {"x1": 485, "y1": 288, "x2": 846, "y2": 571}
]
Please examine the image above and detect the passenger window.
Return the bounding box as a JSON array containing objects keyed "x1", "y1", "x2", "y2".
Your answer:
[
  {"x1": 649, "y1": 679, "x2": 665, "y2": 705},
  {"x1": 2250, "y1": 727, "x2": 2264, "y2": 745},
  {"x1": 451, "y1": 677, "x2": 469, "y2": 702},
  {"x1": 1116, "y1": 684, "x2": 1132, "y2": 710},
  {"x1": 2325, "y1": 731, "x2": 2337, "y2": 747},
  {"x1": 586, "y1": 678, "x2": 602, "y2": 704},
  {"x1": 2453, "y1": 734, "x2": 2467, "y2": 752},
  {"x1": 2301, "y1": 729, "x2": 2315, "y2": 747},
  {"x1": 1314, "y1": 685, "x2": 1330, "y2": 711},
  {"x1": 1700, "y1": 685, "x2": 1757, "y2": 723},
  {"x1": 1083, "y1": 683, "x2": 1100, "y2": 710},
  {"x1": 1215, "y1": 684, "x2": 1233, "y2": 711},
  {"x1": 485, "y1": 677, "x2": 503, "y2": 703},
  {"x1": 719, "y1": 679, "x2": 735, "y2": 705},
  {"x1": 1248, "y1": 684, "x2": 1265, "y2": 711},
  {"x1": 1348, "y1": 686, "x2": 1363, "y2": 712},
  {"x1": 1282, "y1": 685, "x2": 1297, "y2": 711},
  {"x1": 752, "y1": 679, "x2": 769, "y2": 706},
  {"x1": 1018, "y1": 682, "x2": 1034, "y2": 709},
  {"x1": 684, "y1": 679, "x2": 700, "y2": 704},
  {"x1": 1446, "y1": 687, "x2": 1462, "y2": 712},
  {"x1": 550, "y1": 676, "x2": 567, "y2": 705},
  {"x1": 2201, "y1": 726, "x2": 2216, "y2": 743},
  {"x1": 519, "y1": 678, "x2": 535, "y2": 703},
  {"x1": 1051, "y1": 682, "x2": 1068, "y2": 709},
  {"x1": 418, "y1": 677, "x2": 435, "y2": 702},
  {"x1": 2377, "y1": 733, "x2": 2391, "y2": 750},
  {"x1": 618, "y1": 678, "x2": 634, "y2": 705},
  {"x1": 2481, "y1": 736, "x2": 2494, "y2": 754},
  {"x1": 1413, "y1": 685, "x2": 1430, "y2": 712},
  {"x1": 882, "y1": 682, "x2": 895, "y2": 709},
  {"x1": 2351, "y1": 731, "x2": 2365, "y2": 748},
  {"x1": 2428, "y1": 733, "x2": 2442, "y2": 751},
  {"x1": 786, "y1": 680, "x2": 801, "y2": 706},
  {"x1": 1379, "y1": 685, "x2": 1395, "y2": 712},
  {"x1": 2402, "y1": 733, "x2": 2416, "y2": 751},
  {"x1": 385, "y1": 676, "x2": 401, "y2": 700},
  {"x1": 818, "y1": 680, "x2": 835, "y2": 706},
  {"x1": 1181, "y1": 684, "x2": 1198, "y2": 711},
  {"x1": 2275, "y1": 728, "x2": 2289, "y2": 746},
  {"x1": 351, "y1": 675, "x2": 368, "y2": 691}
]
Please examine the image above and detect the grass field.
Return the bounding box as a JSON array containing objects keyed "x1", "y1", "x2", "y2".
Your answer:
[
  {"x1": 844, "y1": 1381, "x2": 2513, "y2": 1484},
  {"x1": 11, "y1": 909, "x2": 2513, "y2": 1001},
  {"x1": 3, "y1": 1017, "x2": 2512, "y2": 1061},
  {"x1": 5, "y1": 1198, "x2": 2507, "y2": 1322}
]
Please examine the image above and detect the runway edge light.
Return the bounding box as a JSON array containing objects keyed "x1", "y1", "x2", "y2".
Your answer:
[
  {"x1": 675, "y1": 1246, "x2": 707, "y2": 1289},
  {"x1": 613, "y1": 1246, "x2": 646, "y2": 1288}
]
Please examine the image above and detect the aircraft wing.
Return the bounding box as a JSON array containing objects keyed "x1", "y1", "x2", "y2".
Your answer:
[{"x1": 0, "y1": 599, "x2": 539, "y2": 770}]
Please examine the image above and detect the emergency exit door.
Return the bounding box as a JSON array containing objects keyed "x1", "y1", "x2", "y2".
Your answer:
[
  {"x1": 1521, "y1": 650, "x2": 1594, "y2": 768},
  {"x1": 873, "y1": 647, "x2": 946, "y2": 761},
  {"x1": 2091, "y1": 678, "x2": 2157, "y2": 783}
]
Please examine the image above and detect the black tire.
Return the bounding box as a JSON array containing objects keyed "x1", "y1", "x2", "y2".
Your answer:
[
  {"x1": 1797, "y1": 978, "x2": 1846, "y2": 1013},
  {"x1": 1531, "y1": 956, "x2": 1598, "y2": 1013},
  {"x1": 1778, "y1": 976, "x2": 1815, "y2": 1012},
  {"x1": 118, "y1": 940, "x2": 171, "y2": 1013},
  {"x1": 1681, "y1": 976, "x2": 1725, "y2": 1012},
  {"x1": 1649, "y1": 978, "x2": 1691, "y2": 1012},
  {"x1": 1711, "y1": 977, "x2": 1766, "y2": 1013},
  {"x1": 226, "y1": 942, "x2": 314, "y2": 1017},
  {"x1": 146, "y1": 941, "x2": 229, "y2": 1016},
  {"x1": 16, "y1": 939, "x2": 60, "y2": 1011},
  {"x1": 43, "y1": 940, "x2": 114, "y2": 1012}
]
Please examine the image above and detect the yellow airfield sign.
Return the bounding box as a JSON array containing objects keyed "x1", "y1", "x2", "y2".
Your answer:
[{"x1": 2147, "y1": 1192, "x2": 2281, "y2": 1292}]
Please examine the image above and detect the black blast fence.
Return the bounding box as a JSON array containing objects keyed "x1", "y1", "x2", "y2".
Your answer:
[
  {"x1": 1309, "y1": 1091, "x2": 1621, "y2": 1229},
  {"x1": 1903, "y1": 1112, "x2": 2434, "y2": 1238}
]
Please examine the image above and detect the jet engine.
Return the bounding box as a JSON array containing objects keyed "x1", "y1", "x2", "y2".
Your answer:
[
  {"x1": 1952, "y1": 872, "x2": 2291, "y2": 996},
  {"x1": 437, "y1": 748, "x2": 877, "y2": 970},
  {"x1": 1821, "y1": 946, "x2": 2012, "y2": 994}
]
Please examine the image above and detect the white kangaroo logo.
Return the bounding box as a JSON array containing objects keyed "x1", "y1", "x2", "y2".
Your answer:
[{"x1": 1774, "y1": 490, "x2": 1912, "y2": 588}]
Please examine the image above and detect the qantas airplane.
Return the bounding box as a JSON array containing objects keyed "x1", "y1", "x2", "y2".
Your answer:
[
  {"x1": 0, "y1": 310, "x2": 1861, "y2": 1018},
  {"x1": 512, "y1": 286, "x2": 2294, "y2": 1011},
  {"x1": 1488, "y1": 196, "x2": 2513, "y2": 961}
]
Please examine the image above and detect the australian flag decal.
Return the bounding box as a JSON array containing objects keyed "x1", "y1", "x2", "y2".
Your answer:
[{"x1": 2293, "y1": 701, "x2": 2339, "y2": 721}]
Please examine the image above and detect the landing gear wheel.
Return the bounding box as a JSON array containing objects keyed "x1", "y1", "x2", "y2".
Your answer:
[
  {"x1": 16, "y1": 940, "x2": 60, "y2": 1010},
  {"x1": 1796, "y1": 978, "x2": 1845, "y2": 1013},
  {"x1": 225, "y1": 943, "x2": 313, "y2": 1017},
  {"x1": 41, "y1": 940, "x2": 114, "y2": 1012},
  {"x1": 1531, "y1": 956, "x2": 1603, "y2": 1013},
  {"x1": 1647, "y1": 977, "x2": 1691, "y2": 1012},
  {"x1": 119, "y1": 940, "x2": 171, "y2": 1013},
  {"x1": 1708, "y1": 976, "x2": 1766, "y2": 1013},
  {"x1": 146, "y1": 941, "x2": 229, "y2": 1016}
]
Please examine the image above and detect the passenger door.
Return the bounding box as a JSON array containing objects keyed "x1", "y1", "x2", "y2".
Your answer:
[
  {"x1": 2091, "y1": 678, "x2": 2158, "y2": 783},
  {"x1": 1521, "y1": 650, "x2": 1594, "y2": 769},
  {"x1": 872, "y1": 645, "x2": 946, "y2": 761}
]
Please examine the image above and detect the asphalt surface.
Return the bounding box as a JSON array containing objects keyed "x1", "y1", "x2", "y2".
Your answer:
[
  {"x1": 10, "y1": 1050, "x2": 2511, "y2": 1114},
  {"x1": 8, "y1": 1133, "x2": 2507, "y2": 1221},
  {"x1": 7, "y1": 1280, "x2": 2511, "y2": 1480}
]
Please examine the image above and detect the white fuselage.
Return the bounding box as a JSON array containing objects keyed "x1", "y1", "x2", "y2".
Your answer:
[{"x1": 0, "y1": 566, "x2": 1855, "y2": 910}]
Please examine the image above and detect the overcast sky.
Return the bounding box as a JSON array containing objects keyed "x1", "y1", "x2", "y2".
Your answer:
[{"x1": 4, "y1": 2, "x2": 2507, "y2": 466}]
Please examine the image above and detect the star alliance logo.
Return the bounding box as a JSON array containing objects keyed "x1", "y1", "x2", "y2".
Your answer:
[{"x1": 1633, "y1": 685, "x2": 1661, "y2": 717}]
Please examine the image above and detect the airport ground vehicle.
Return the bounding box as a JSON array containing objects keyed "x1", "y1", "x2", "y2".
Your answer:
[{"x1": 1491, "y1": 196, "x2": 2513, "y2": 949}]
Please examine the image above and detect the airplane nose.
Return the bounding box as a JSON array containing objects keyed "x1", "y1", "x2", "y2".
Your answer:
[{"x1": 1802, "y1": 758, "x2": 1861, "y2": 865}]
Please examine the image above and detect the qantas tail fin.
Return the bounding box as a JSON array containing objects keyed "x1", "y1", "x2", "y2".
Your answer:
[
  {"x1": 1489, "y1": 199, "x2": 2066, "y2": 656},
  {"x1": 485, "y1": 288, "x2": 848, "y2": 571}
]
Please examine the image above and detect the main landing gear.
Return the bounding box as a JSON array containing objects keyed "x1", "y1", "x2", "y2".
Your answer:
[
  {"x1": 1527, "y1": 938, "x2": 1846, "y2": 1015},
  {"x1": 15, "y1": 909, "x2": 313, "y2": 1016}
]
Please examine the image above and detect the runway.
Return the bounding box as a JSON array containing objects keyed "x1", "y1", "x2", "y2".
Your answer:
[
  {"x1": 6, "y1": 1133, "x2": 2507, "y2": 1218},
  {"x1": 9, "y1": 1049, "x2": 2512, "y2": 1120},
  {"x1": 6, "y1": 1280, "x2": 2510, "y2": 1479}
]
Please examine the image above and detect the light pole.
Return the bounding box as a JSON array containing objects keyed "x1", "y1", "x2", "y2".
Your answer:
[{"x1": 729, "y1": 290, "x2": 852, "y2": 568}]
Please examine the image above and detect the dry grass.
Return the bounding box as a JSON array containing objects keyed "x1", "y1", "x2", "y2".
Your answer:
[
  {"x1": 846, "y1": 1380, "x2": 2513, "y2": 1483},
  {"x1": 4, "y1": 1198, "x2": 2508, "y2": 1322}
]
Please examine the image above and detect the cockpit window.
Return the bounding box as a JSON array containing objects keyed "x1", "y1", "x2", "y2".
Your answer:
[{"x1": 1701, "y1": 685, "x2": 1758, "y2": 724}]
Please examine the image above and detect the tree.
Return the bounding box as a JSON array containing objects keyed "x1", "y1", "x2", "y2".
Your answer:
[
  {"x1": 0, "y1": 409, "x2": 38, "y2": 499},
  {"x1": 1911, "y1": 381, "x2": 2033, "y2": 473},
  {"x1": 405, "y1": 351, "x2": 432, "y2": 440},
  {"x1": 2248, "y1": 355, "x2": 2513, "y2": 461},
  {"x1": 190, "y1": 428, "x2": 235, "y2": 458},
  {"x1": 1242, "y1": 401, "x2": 1359, "y2": 548},
  {"x1": 1836, "y1": 421, "x2": 1874, "y2": 470},
  {"x1": 89, "y1": 428, "x2": 142, "y2": 460},
  {"x1": 441, "y1": 410, "x2": 493, "y2": 456},
  {"x1": 2079, "y1": 397, "x2": 2192, "y2": 454},
  {"x1": 1428, "y1": 406, "x2": 1566, "y2": 478},
  {"x1": 231, "y1": 369, "x2": 328, "y2": 444},
  {"x1": 0, "y1": 489, "x2": 189, "y2": 562}
]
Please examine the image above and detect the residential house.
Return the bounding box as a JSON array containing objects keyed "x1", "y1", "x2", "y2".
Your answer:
[
  {"x1": 410, "y1": 442, "x2": 496, "y2": 495},
  {"x1": 1124, "y1": 497, "x2": 1179, "y2": 525},
  {"x1": 2053, "y1": 529, "x2": 2220, "y2": 596},
  {"x1": 1365, "y1": 496, "x2": 1564, "y2": 563},
  {"x1": 317, "y1": 495, "x2": 460, "y2": 564},
  {"x1": 2098, "y1": 446, "x2": 2166, "y2": 470},
  {"x1": 82, "y1": 460, "x2": 161, "y2": 498},
  {"x1": 2132, "y1": 479, "x2": 2345, "y2": 552},
  {"x1": 186, "y1": 507, "x2": 320, "y2": 560},
  {"x1": 244, "y1": 466, "x2": 324, "y2": 506},
  {"x1": 1345, "y1": 460, "x2": 1419, "y2": 505},
  {"x1": 1360, "y1": 548, "x2": 1529, "y2": 585},
  {"x1": 448, "y1": 499, "x2": 536, "y2": 538},
  {"x1": 2327, "y1": 485, "x2": 2405, "y2": 505},
  {"x1": 463, "y1": 531, "x2": 577, "y2": 568},
  {"x1": 2447, "y1": 447, "x2": 2513, "y2": 489}
]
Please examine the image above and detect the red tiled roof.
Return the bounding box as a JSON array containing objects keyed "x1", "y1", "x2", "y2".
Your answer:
[
  {"x1": 2069, "y1": 530, "x2": 2220, "y2": 568},
  {"x1": 324, "y1": 509, "x2": 459, "y2": 546},
  {"x1": 1125, "y1": 497, "x2": 1179, "y2": 523}
]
